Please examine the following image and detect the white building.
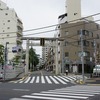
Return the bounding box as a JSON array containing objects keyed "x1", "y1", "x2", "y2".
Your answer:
[
  {"x1": 0, "y1": 0, "x2": 23, "y2": 62},
  {"x1": 58, "y1": 0, "x2": 81, "y2": 24},
  {"x1": 42, "y1": 46, "x2": 49, "y2": 65}
]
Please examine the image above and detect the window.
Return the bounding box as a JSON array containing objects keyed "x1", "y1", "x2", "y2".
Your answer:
[
  {"x1": 97, "y1": 44, "x2": 99, "y2": 48},
  {"x1": 8, "y1": 20, "x2": 10, "y2": 22},
  {"x1": 83, "y1": 40, "x2": 89, "y2": 46},
  {"x1": 5, "y1": 13, "x2": 8, "y2": 15},
  {"x1": 65, "y1": 31, "x2": 68, "y2": 35},
  {"x1": 7, "y1": 27, "x2": 10, "y2": 29},
  {"x1": 65, "y1": 52, "x2": 69, "y2": 57},
  {"x1": 96, "y1": 24, "x2": 99, "y2": 29},
  {"x1": 7, "y1": 34, "x2": 9, "y2": 37},
  {"x1": 91, "y1": 42, "x2": 94, "y2": 47},
  {"x1": 65, "y1": 41, "x2": 68, "y2": 46}
]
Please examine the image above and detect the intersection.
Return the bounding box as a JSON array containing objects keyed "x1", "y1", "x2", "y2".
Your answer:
[{"x1": 0, "y1": 70, "x2": 100, "y2": 100}]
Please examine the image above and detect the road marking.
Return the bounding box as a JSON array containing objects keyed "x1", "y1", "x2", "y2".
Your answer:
[
  {"x1": 36, "y1": 76, "x2": 39, "y2": 83},
  {"x1": 13, "y1": 89, "x2": 30, "y2": 91},
  {"x1": 22, "y1": 95, "x2": 75, "y2": 100},
  {"x1": 58, "y1": 76, "x2": 69, "y2": 82},
  {"x1": 10, "y1": 98, "x2": 32, "y2": 100},
  {"x1": 41, "y1": 76, "x2": 45, "y2": 83},
  {"x1": 54, "y1": 76, "x2": 67, "y2": 84},
  {"x1": 45, "y1": 76, "x2": 52, "y2": 84},
  {"x1": 49, "y1": 76, "x2": 59, "y2": 84},
  {"x1": 24, "y1": 77, "x2": 31, "y2": 83},
  {"x1": 30, "y1": 76, "x2": 35, "y2": 83},
  {"x1": 33, "y1": 93, "x2": 88, "y2": 99},
  {"x1": 63, "y1": 76, "x2": 73, "y2": 81},
  {"x1": 41, "y1": 91, "x2": 94, "y2": 96}
]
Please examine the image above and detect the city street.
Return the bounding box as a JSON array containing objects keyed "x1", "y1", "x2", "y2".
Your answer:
[{"x1": 0, "y1": 70, "x2": 100, "y2": 100}]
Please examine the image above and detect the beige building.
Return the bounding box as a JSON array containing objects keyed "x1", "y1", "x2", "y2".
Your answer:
[
  {"x1": 0, "y1": 0, "x2": 23, "y2": 62},
  {"x1": 58, "y1": 21, "x2": 100, "y2": 73}
]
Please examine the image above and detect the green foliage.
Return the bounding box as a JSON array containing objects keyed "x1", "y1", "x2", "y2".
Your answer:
[
  {"x1": 29, "y1": 48, "x2": 39, "y2": 71},
  {"x1": 0, "y1": 44, "x2": 4, "y2": 65}
]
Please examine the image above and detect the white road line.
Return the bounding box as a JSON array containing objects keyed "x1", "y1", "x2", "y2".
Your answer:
[
  {"x1": 13, "y1": 89, "x2": 30, "y2": 91},
  {"x1": 49, "y1": 90, "x2": 100, "y2": 94},
  {"x1": 54, "y1": 76, "x2": 67, "y2": 84},
  {"x1": 41, "y1": 76, "x2": 45, "y2": 83},
  {"x1": 30, "y1": 77, "x2": 35, "y2": 83},
  {"x1": 63, "y1": 76, "x2": 73, "y2": 81},
  {"x1": 41, "y1": 91, "x2": 94, "y2": 96},
  {"x1": 68, "y1": 76, "x2": 76, "y2": 80},
  {"x1": 58, "y1": 76, "x2": 70, "y2": 82},
  {"x1": 49, "y1": 76, "x2": 59, "y2": 84},
  {"x1": 33, "y1": 93, "x2": 88, "y2": 99},
  {"x1": 36, "y1": 76, "x2": 39, "y2": 83},
  {"x1": 24, "y1": 77, "x2": 31, "y2": 83},
  {"x1": 22, "y1": 95, "x2": 75, "y2": 100},
  {"x1": 45, "y1": 76, "x2": 52, "y2": 84},
  {"x1": 10, "y1": 98, "x2": 32, "y2": 100}
]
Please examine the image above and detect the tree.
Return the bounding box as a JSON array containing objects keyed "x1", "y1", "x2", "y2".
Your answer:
[
  {"x1": 0, "y1": 44, "x2": 4, "y2": 65},
  {"x1": 29, "y1": 48, "x2": 39, "y2": 71}
]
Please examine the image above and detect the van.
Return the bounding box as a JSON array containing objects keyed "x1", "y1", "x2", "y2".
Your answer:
[{"x1": 93, "y1": 65, "x2": 100, "y2": 76}]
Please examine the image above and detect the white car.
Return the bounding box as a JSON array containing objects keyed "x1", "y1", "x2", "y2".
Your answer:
[
  {"x1": 0, "y1": 72, "x2": 3, "y2": 79},
  {"x1": 93, "y1": 65, "x2": 100, "y2": 76}
]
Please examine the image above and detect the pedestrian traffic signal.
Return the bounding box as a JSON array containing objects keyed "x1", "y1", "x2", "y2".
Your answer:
[{"x1": 40, "y1": 38, "x2": 45, "y2": 46}]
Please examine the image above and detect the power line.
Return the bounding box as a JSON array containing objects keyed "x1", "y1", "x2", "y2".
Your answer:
[{"x1": 0, "y1": 12, "x2": 100, "y2": 35}]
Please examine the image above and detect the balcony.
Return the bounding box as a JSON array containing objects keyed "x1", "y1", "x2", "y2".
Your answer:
[{"x1": 17, "y1": 37, "x2": 22, "y2": 44}]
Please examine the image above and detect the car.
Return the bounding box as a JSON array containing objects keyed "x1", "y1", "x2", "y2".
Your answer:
[
  {"x1": 93, "y1": 65, "x2": 100, "y2": 76},
  {"x1": 0, "y1": 72, "x2": 3, "y2": 79}
]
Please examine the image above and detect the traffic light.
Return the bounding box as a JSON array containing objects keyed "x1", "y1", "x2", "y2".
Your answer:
[{"x1": 40, "y1": 38, "x2": 45, "y2": 46}]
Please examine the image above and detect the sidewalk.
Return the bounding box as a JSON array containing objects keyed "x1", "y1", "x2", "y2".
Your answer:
[{"x1": 0, "y1": 72, "x2": 25, "y2": 82}]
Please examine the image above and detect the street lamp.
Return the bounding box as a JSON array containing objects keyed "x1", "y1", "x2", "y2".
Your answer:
[{"x1": 4, "y1": 42, "x2": 9, "y2": 80}]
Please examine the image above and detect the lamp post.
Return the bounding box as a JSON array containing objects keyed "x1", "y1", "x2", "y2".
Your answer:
[{"x1": 4, "y1": 42, "x2": 9, "y2": 80}]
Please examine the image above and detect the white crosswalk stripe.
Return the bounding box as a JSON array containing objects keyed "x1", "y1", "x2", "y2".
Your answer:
[
  {"x1": 9, "y1": 75, "x2": 87, "y2": 84},
  {"x1": 30, "y1": 76, "x2": 35, "y2": 83},
  {"x1": 10, "y1": 85, "x2": 100, "y2": 100}
]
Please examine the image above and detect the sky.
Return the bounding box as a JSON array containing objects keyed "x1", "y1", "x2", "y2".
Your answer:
[{"x1": 2, "y1": 0, "x2": 100, "y2": 57}]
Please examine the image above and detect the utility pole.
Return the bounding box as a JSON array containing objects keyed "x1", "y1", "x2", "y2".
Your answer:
[
  {"x1": 80, "y1": 29, "x2": 84, "y2": 82},
  {"x1": 94, "y1": 39, "x2": 97, "y2": 76},
  {"x1": 25, "y1": 39, "x2": 29, "y2": 75},
  {"x1": 55, "y1": 39, "x2": 59, "y2": 75},
  {"x1": 4, "y1": 42, "x2": 9, "y2": 80},
  {"x1": 62, "y1": 41, "x2": 65, "y2": 73}
]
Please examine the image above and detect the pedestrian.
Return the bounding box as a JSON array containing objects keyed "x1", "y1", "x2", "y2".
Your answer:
[{"x1": 65, "y1": 69, "x2": 68, "y2": 75}]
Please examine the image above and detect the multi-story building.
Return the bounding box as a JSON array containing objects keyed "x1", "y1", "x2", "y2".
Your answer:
[
  {"x1": 42, "y1": 46, "x2": 49, "y2": 65},
  {"x1": 0, "y1": 0, "x2": 23, "y2": 62},
  {"x1": 58, "y1": 21, "x2": 100, "y2": 73},
  {"x1": 58, "y1": 0, "x2": 81, "y2": 24}
]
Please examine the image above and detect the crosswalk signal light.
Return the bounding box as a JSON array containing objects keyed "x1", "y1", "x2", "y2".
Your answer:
[{"x1": 40, "y1": 38, "x2": 45, "y2": 46}]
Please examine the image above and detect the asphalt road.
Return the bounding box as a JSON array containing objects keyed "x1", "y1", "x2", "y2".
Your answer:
[
  {"x1": 0, "y1": 70, "x2": 73, "y2": 100},
  {"x1": 0, "y1": 70, "x2": 100, "y2": 100}
]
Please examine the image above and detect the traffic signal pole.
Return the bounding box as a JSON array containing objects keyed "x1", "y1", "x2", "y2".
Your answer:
[{"x1": 25, "y1": 39, "x2": 29, "y2": 75}]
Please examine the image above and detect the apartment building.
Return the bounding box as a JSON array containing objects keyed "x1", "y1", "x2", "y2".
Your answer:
[
  {"x1": 58, "y1": 21, "x2": 100, "y2": 73},
  {"x1": 42, "y1": 46, "x2": 49, "y2": 65},
  {"x1": 0, "y1": 0, "x2": 23, "y2": 62},
  {"x1": 59, "y1": 0, "x2": 81, "y2": 24}
]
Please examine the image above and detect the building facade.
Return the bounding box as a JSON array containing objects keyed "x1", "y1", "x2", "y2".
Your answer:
[
  {"x1": 0, "y1": 0, "x2": 23, "y2": 62},
  {"x1": 58, "y1": 21, "x2": 100, "y2": 73}
]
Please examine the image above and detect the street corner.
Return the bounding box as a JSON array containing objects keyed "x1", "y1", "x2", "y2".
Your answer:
[{"x1": 85, "y1": 77, "x2": 100, "y2": 86}]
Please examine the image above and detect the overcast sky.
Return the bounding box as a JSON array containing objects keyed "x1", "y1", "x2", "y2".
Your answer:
[{"x1": 2, "y1": 0, "x2": 100, "y2": 56}]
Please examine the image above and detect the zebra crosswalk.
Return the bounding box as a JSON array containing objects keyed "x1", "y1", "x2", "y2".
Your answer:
[
  {"x1": 9, "y1": 75, "x2": 81, "y2": 84},
  {"x1": 10, "y1": 85, "x2": 100, "y2": 100}
]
